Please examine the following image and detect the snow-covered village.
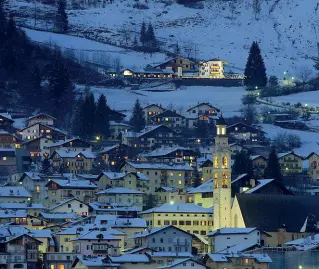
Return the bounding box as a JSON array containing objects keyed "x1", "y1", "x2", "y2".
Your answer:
[{"x1": 1, "y1": 0, "x2": 319, "y2": 268}]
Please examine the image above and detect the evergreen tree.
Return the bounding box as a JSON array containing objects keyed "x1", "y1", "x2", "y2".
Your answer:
[
  {"x1": 39, "y1": 158, "x2": 53, "y2": 175},
  {"x1": 81, "y1": 93, "x2": 96, "y2": 139},
  {"x1": 72, "y1": 96, "x2": 85, "y2": 137},
  {"x1": 55, "y1": 0, "x2": 68, "y2": 33},
  {"x1": 129, "y1": 99, "x2": 145, "y2": 132},
  {"x1": 140, "y1": 21, "x2": 147, "y2": 48},
  {"x1": 144, "y1": 194, "x2": 157, "y2": 210},
  {"x1": 133, "y1": 35, "x2": 139, "y2": 49},
  {"x1": 192, "y1": 167, "x2": 201, "y2": 187},
  {"x1": 244, "y1": 41, "x2": 267, "y2": 87},
  {"x1": 146, "y1": 23, "x2": 157, "y2": 50},
  {"x1": 29, "y1": 64, "x2": 43, "y2": 108},
  {"x1": 95, "y1": 94, "x2": 110, "y2": 140},
  {"x1": 264, "y1": 147, "x2": 283, "y2": 182},
  {"x1": 47, "y1": 48, "x2": 74, "y2": 125},
  {"x1": 174, "y1": 42, "x2": 181, "y2": 56},
  {"x1": 233, "y1": 151, "x2": 254, "y2": 178},
  {"x1": 0, "y1": 0, "x2": 7, "y2": 50},
  {"x1": 196, "y1": 120, "x2": 209, "y2": 138}
]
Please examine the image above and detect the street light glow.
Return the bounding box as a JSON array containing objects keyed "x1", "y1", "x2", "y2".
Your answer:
[{"x1": 170, "y1": 201, "x2": 174, "y2": 205}]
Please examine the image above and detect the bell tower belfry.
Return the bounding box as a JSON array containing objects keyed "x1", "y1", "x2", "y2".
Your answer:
[{"x1": 213, "y1": 117, "x2": 232, "y2": 229}]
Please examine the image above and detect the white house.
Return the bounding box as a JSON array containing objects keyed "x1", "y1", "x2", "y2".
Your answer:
[
  {"x1": 49, "y1": 198, "x2": 89, "y2": 216},
  {"x1": 131, "y1": 225, "x2": 193, "y2": 253},
  {"x1": 198, "y1": 59, "x2": 226, "y2": 79},
  {"x1": 207, "y1": 228, "x2": 271, "y2": 253}
]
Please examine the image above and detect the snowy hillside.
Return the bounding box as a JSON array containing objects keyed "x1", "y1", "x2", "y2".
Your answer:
[{"x1": 8, "y1": 0, "x2": 319, "y2": 75}]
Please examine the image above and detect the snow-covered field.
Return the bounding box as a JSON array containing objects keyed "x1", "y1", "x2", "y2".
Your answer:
[
  {"x1": 259, "y1": 124, "x2": 319, "y2": 156},
  {"x1": 24, "y1": 28, "x2": 168, "y2": 69},
  {"x1": 10, "y1": 0, "x2": 317, "y2": 75},
  {"x1": 76, "y1": 85, "x2": 246, "y2": 117},
  {"x1": 272, "y1": 91, "x2": 319, "y2": 107}
]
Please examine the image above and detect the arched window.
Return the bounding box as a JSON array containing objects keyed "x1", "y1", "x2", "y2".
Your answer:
[
  {"x1": 222, "y1": 157, "x2": 228, "y2": 169},
  {"x1": 214, "y1": 156, "x2": 218, "y2": 168},
  {"x1": 222, "y1": 178, "x2": 228, "y2": 188},
  {"x1": 214, "y1": 179, "x2": 218, "y2": 188}
]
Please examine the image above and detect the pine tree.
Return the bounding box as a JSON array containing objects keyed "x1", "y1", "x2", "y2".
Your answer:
[
  {"x1": 244, "y1": 41, "x2": 267, "y2": 88},
  {"x1": 129, "y1": 99, "x2": 146, "y2": 132},
  {"x1": 133, "y1": 35, "x2": 139, "y2": 49},
  {"x1": 55, "y1": 0, "x2": 68, "y2": 33},
  {"x1": 0, "y1": 0, "x2": 7, "y2": 50},
  {"x1": 174, "y1": 42, "x2": 181, "y2": 56},
  {"x1": 146, "y1": 23, "x2": 157, "y2": 51},
  {"x1": 39, "y1": 158, "x2": 53, "y2": 175},
  {"x1": 192, "y1": 167, "x2": 201, "y2": 187},
  {"x1": 140, "y1": 21, "x2": 146, "y2": 48},
  {"x1": 95, "y1": 94, "x2": 110, "y2": 140},
  {"x1": 47, "y1": 48, "x2": 74, "y2": 124},
  {"x1": 233, "y1": 151, "x2": 254, "y2": 178},
  {"x1": 72, "y1": 96, "x2": 85, "y2": 137},
  {"x1": 30, "y1": 64, "x2": 43, "y2": 108},
  {"x1": 82, "y1": 93, "x2": 96, "y2": 139},
  {"x1": 264, "y1": 147, "x2": 283, "y2": 182},
  {"x1": 144, "y1": 194, "x2": 157, "y2": 210}
]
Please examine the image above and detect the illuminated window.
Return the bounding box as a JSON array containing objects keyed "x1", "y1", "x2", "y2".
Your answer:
[
  {"x1": 111, "y1": 161, "x2": 115, "y2": 165},
  {"x1": 2, "y1": 157, "x2": 6, "y2": 161},
  {"x1": 214, "y1": 179, "x2": 218, "y2": 188},
  {"x1": 214, "y1": 156, "x2": 218, "y2": 168},
  {"x1": 222, "y1": 127, "x2": 226, "y2": 135},
  {"x1": 36, "y1": 186, "x2": 40, "y2": 193},
  {"x1": 222, "y1": 157, "x2": 228, "y2": 169},
  {"x1": 57, "y1": 265, "x2": 65, "y2": 269},
  {"x1": 50, "y1": 265, "x2": 55, "y2": 269},
  {"x1": 46, "y1": 130, "x2": 50, "y2": 133},
  {"x1": 165, "y1": 118, "x2": 169, "y2": 121},
  {"x1": 148, "y1": 112, "x2": 152, "y2": 115},
  {"x1": 178, "y1": 172, "x2": 182, "y2": 177},
  {"x1": 244, "y1": 258, "x2": 249, "y2": 264},
  {"x1": 190, "y1": 156, "x2": 193, "y2": 160},
  {"x1": 170, "y1": 172, "x2": 174, "y2": 176},
  {"x1": 178, "y1": 180, "x2": 182, "y2": 185}
]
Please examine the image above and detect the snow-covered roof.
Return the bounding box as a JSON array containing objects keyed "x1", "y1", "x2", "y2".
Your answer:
[
  {"x1": 97, "y1": 187, "x2": 144, "y2": 195},
  {"x1": 0, "y1": 187, "x2": 31, "y2": 198},
  {"x1": 40, "y1": 212, "x2": 77, "y2": 219},
  {"x1": 99, "y1": 145, "x2": 118, "y2": 153},
  {"x1": 218, "y1": 243, "x2": 259, "y2": 253},
  {"x1": 148, "y1": 252, "x2": 193, "y2": 258},
  {"x1": 250, "y1": 155, "x2": 265, "y2": 160},
  {"x1": 135, "y1": 173, "x2": 149, "y2": 181},
  {"x1": 27, "y1": 113, "x2": 56, "y2": 121},
  {"x1": 28, "y1": 229, "x2": 53, "y2": 239},
  {"x1": 49, "y1": 198, "x2": 86, "y2": 210},
  {"x1": 140, "y1": 203, "x2": 213, "y2": 214},
  {"x1": 101, "y1": 172, "x2": 126, "y2": 180},
  {"x1": 131, "y1": 226, "x2": 170, "y2": 238},
  {"x1": 23, "y1": 172, "x2": 42, "y2": 180},
  {"x1": 139, "y1": 146, "x2": 194, "y2": 158},
  {"x1": 76, "y1": 255, "x2": 120, "y2": 267},
  {"x1": 0, "y1": 112, "x2": 13, "y2": 121},
  {"x1": 126, "y1": 162, "x2": 193, "y2": 171},
  {"x1": 156, "y1": 186, "x2": 177, "y2": 192},
  {"x1": 286, "y1": 234, "x2": 319, "y2": 250},
  {"x1": 48, "y1": 179, "x2": 97, "y2": 189},
  {"x1": 244, "y1": 179, "x2": 274, "y2": 194},
  {"x1": 189, "y1": 179, "x2": 213, "y2": 194},
  {"x1": 54, "y1": 150, "x2": 96, "y2": 159},
  {"x1": 208, "y1": 228, "x2": 257, "y2": 236},
  {"x1": 109, "y1": 254, "x2": 151, "y2": 263},
  {"x1": 0, "y1": 210, "x2": 27, "y2": 218},
  {"x1": 74, "y1": 230, "x2": 121, "y2": 241},
  {"x1": 231, "y1": 173, "x2": 248, "y2": 184},
  {"x1": 0, "y1": 203, "x2": 45, "y2": 210},
  {"x1": 207, "y1": 253, "x2": 272, "y2": 263},
  {"x1": 89, "y1": 202, "x2": 141, "y2": 212}
]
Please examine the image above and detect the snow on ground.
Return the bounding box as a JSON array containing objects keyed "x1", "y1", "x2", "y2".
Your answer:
[
  {"x1": 13, "y1": 118, "x2": 26, "y2": 129},
  {"x1": 259, "y1": 124, "x2": 319, "y2": 156},
  {"x1": 24, "y1": 28, "x2": 168, "y2": 69},
  {"x1": 271, "y1": 91, "x2": 319, "y2": 108},
  {"x1": 77, "y1": 85, "x2": 247, "y2": 117},
  {"x1": 10, "y1": 0, "x2": 317, "y2": 75}
]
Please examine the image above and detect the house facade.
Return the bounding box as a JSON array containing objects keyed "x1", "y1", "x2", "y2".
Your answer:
[
  {"x1": 0, "y1": 113, "x2": 14, "y2": 131},
  {"x1": 120, "y1": 162, "x2": 193, "y2": 192},
  {"x1": 227, "y1": 123, "x2": 265, "y2": 143},
  {"x1": 278, "y1": 152, "x2": 303, "y2": 174},
  {"x1": 307, "y1": 152, "x2": 319, "y2": 180},
  {"x1": 26, "y1": 113, "x2": 56, "y2": 127},
  {"x1": 143, "y1": 104, "x2": 165, "y2": 123},
  {"x1": 151, "y1": 110, "x2": 187, "y2": 130},
  {"x1": 198, "y1": 59, "x2": 226, "y2": 79},
  {"x1": 139, "y1": 203, "x2": 214, "y2": 236},
  {"x1": 18, "y1": 123, "x2": 67, "y2": 141}
]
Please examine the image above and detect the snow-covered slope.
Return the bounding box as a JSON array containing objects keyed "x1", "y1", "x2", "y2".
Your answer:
[{"x1": 9, "y1": 0, "x2": 318, "y2": 75}]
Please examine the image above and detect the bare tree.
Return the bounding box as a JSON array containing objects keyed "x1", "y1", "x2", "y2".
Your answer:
[
  {"x1": 184, "y1": 40, "x2": 194, "y2": 58},
  {"x1": 33, "y1": 0, "x2": 38, "y2": 27},
  {"x1": 298, "y1": 67, "x2": 313, "y2": 90},
  {"x1": 113, "y1": 57, "x2": 122, "y2": 73},
  {"x1": 122, "y1": 28, "x2": 131, "y2": 47},
  {"x1": 229, "y1": 0, "x2": 236, "y2": 20}
]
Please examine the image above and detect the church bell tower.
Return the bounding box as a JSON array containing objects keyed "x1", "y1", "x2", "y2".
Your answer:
[{"x1": 213, "y1": 117, "x2": 232, "y2": 229}]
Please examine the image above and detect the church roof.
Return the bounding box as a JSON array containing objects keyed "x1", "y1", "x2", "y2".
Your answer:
[{"x1": 236, "y1": 194, "x2": 319, "y2": 233}]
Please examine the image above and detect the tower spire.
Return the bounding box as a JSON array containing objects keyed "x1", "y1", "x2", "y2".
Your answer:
[{"x1": 213, "y1": 117, "x2": 232, "y2": 229}]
